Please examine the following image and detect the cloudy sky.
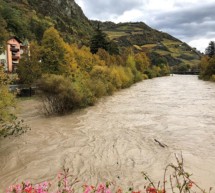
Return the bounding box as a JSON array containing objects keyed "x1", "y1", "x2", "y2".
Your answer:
[{"x1": 75, "y1": 0, "x2": 215, "y2": 52}]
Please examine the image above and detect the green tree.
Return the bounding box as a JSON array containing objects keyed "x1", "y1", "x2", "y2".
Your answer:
[
  {"x1": 204, "y1": 56, "x2": 215, "y2": 79},
  {"x1": 0, "y1": 16, "x2": 8, "y2": 53},
  {"x1": 205, "y1": 41, "x2": 215, "y2": 58},
  {"x1": 1, "y1": 6, "x2": 30, "y2": 39},
  {"x1": 107, "y1": 40, "x2": 119, "y2": 55},
  {"x1": 17, "y1": 41, "x2": 42, "y2": 96},
  {"x1": 90, "y1": 25, "x2": 109, "y2": 54}
]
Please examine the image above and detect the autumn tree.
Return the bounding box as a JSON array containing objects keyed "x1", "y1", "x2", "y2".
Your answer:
[
  {"x1": 199, "y1": 42, "x2": 215, "y2": 80},
  {"x1": 134, "y1": 52, "x2": 150, "y2": 73},
  {"x1": 72, "y1": 44, "x2": 104, "y2": 73},
  {"x1": 199, "y1": 55, "x2": 209, "y2": 78},
  {"x1": 41, "y1": 27, "x2": 70, "y2": 74},
  {"x1": 126, "y1": 54, "x2": 142, "y2": 82},
  {"x1": 0, "y1": 67, "x2": 15, "y2": 123},
  {"x1": 97, "y1": 48, "x2": 112, "y2": 66},
  {"x1": 203, "y1": 56, "x2": 215, "y2": 79},
  {"x1": 120, "y1": 47, "x2": 134, "y2": 66}
]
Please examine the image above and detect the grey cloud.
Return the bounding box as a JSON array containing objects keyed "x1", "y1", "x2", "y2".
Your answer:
[
  {"x1": 77, "y1": 0, "x2": 215, "y2": 51},
  {"x1": 80, "y1": 0, "x2": 144, "y2": 19},
  {"x1": 149, "y1": 3, "x2": 215, "y2": 41}
]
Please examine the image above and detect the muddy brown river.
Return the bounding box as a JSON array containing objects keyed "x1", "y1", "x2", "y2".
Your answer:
[{"x1": 0, "y1": 75, "x2": 215, "y2": 192}]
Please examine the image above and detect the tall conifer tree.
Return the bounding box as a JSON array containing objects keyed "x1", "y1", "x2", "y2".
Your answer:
[
  {"x1": 90, "y1": 24, "x2": 109, "y2": 54},
  {"x1": 205, "y1": 41, "x2": 215, "y2": 57}
]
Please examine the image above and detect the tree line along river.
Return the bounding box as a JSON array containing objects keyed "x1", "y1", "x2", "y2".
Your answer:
[{"x1": 0, "y1": 75, "x2": 215, "y2": 191}]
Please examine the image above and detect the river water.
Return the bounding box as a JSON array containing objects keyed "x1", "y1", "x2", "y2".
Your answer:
[{"x1": 0, "y1": 75, "x2": 215, "y2": 192}]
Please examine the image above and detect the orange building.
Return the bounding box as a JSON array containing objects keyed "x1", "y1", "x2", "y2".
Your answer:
[{"x1": 6, "y1": 37, "x2": 23, "y2": 73}]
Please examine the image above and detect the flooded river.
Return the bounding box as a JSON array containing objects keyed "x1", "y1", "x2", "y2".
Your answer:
[{"x1": 1, "y1": 75, "x2": 215, "y2": 191}]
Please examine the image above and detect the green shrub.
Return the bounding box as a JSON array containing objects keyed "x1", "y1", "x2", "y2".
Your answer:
[
  {"x1": 70, "y1": 72, "x2": 96, "y2": 107},
  {"x1": 142, "y1": 74, "x2": 149, "y2": 80},
  {"x1": 144, "y1": 69, "x2": 156, "y2": 79},
  {"x1": 116, "y1": 66, "x2": 133, "y2": 88},
  {"x1": 110, "y1": 66, "x2": 122, "y2": 89},
  {"x1": 38, "y1": 74, "x2": 82, "y2": 114},
  {"x1": 90, "y1": 80, "x2": 107, "y2": 97},
  {"x1": 90, "y1": 65, "x2": 116, "y2": 96},
  {"x1": 210, "y1": 74, "x2": 215, "y2": 82}
]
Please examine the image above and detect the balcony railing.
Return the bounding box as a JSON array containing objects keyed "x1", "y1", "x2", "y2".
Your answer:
[
  {"x1": 12, "y1": 60, "x2": 19, "y2": 64},
  {"x1": 12, "y1": 55, "x2": 20, "y2": 60},
  {"x1": 10, "y1": 48, "x2": 19, "y2": 52}
]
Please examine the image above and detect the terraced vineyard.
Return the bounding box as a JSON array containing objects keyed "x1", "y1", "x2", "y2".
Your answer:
[{"x1": 92, "y1": 21, "x2": 201, "y2": 71}]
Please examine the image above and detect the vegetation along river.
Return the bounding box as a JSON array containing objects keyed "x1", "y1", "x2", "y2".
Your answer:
[{"x1": 0, "y1": 75, "x2": 215, "y2": 191}]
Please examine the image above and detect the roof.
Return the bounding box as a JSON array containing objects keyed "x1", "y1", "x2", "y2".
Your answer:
[{"x1": 7, "y1": 36, "x2": 22, "y2": 43}]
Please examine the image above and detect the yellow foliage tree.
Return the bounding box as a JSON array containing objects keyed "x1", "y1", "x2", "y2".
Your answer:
[
  {"x1": 199, "y1": 55, "x2": 210, "y2": 79},
  {"x1": 41, "y1": 27, "x2": 71, "y2": 74},
  {"x1": 0, "y1": 67, "x2": 15, "y2": 123},
  {"x1": 134, "y1": 52, "x2": 150, "y2": 73},
  {"x1": 72, "y1": 45, "x2": 105, "y2": 74}
]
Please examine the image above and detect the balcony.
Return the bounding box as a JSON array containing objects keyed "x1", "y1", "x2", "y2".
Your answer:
[
  {"x1": 12, "y1": 55, "x2": 20, "y2": 60},
  {"x1": 12, "y1": 60, "x2": 19, "y2": 64},
  {"x1": 10, "y1": 47, "x2": 19, "y2": 52}
]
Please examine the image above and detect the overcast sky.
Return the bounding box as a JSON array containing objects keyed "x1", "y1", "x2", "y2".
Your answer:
[{"x1": 75, "y1": 0, "x2": 215, "y2": 52}]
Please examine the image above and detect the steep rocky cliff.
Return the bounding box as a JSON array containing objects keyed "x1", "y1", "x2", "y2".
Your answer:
[{"x1": 0, "y1": 0, "x2": 94, "y2": 44}]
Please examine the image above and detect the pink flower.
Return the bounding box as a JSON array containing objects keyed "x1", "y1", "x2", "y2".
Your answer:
[
  {"x1": 6, "y1": 184, "x2": 23, "y2": 193},
  {"x1": 105, "y1": 188, "x2": 112, "y2": 193},
  {"x1": 146, "y1": 187, "x2": 157, "y2": 193},
  {"x1": 24, "y1": 185, "x2": 33, "y2": 193},
  {"x1": 116, "y1": 188, "x2": 122, "y2": 193},
  {"x1": 58, "y1": 173, "x2": 63, "y2": 180},
  {"x1": 84, "y1": 185, "x2": 93, "y2": 193},
  {"x1": 96, "y1": 184, "x2": 105, "y2": 193}
]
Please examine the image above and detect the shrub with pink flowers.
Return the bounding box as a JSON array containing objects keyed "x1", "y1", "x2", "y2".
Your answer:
[
  {"x1": 6, "y1": 181, "x2": 50, "y2": 193},
  {"x1": 6, "y1": 155, "x2": 213, "y2": 193}
]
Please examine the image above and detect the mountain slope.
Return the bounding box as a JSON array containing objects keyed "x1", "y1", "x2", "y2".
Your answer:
[
  {"x1": 92, "y1": 21, "x2": 201, "y2": 69},
  {"x1": 0, "y1": 0, "x2": 94, "y2": 44},
  {"x1": 0, "y1": 0, "x2": 201, "y2": 70}
]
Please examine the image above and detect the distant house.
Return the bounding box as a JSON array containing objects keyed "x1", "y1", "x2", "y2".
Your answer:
[
  {"x1": 6, "y1": 37, "x2": 22, "y2": 73},
  {"x1": 6, "y1": 37, "x2": 29, "y2": 73}
]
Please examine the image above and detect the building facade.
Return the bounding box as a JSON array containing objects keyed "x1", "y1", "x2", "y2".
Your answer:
[{"x1": 6, "y1": 37, "x2": 23, "y2": 73}]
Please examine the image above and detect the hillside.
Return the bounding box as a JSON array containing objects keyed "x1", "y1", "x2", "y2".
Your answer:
[
  {"x1": 92, "y1": 21, "x2": 201, "y2": 70},
  {"x1": 0, "y1": 0, "x2": 201, "y2": 71},
  {"x1": 0, "y1": 0, "x2": 94, "y2": 45}
]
